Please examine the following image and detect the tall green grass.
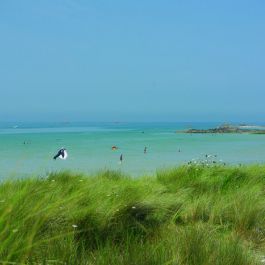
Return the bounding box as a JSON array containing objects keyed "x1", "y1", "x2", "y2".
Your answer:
[{"x1": 0, "y1": 165, "x2": 264, "y2": 264}]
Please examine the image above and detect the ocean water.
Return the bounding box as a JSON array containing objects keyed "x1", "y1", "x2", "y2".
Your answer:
[{"x1": 0, "y1": 122, "x2": 265, "y2": 178}]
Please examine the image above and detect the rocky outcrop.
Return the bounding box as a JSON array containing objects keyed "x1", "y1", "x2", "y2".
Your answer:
[{"x1": 178, "y1": 124, "x2": 265, "y2": 134}]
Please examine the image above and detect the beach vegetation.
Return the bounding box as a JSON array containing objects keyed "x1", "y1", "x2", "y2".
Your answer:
[{"x1": 0, "y1": 165, "x2": 264, "y2": 264}]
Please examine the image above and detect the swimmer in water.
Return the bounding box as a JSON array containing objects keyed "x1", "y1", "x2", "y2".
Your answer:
[{"x1": 53, "y1": 148, "x2": 68, "y2": 160}]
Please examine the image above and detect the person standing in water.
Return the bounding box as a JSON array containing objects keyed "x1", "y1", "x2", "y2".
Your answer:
[
  {"x1": 144, "y1": 147, "x2": 147, "y2": 154},
  {"x1": 119, "y1": 154, "x2": 123, "y2": 163}
]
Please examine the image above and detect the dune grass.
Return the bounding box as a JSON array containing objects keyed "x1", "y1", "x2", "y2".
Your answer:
[{"x1": 0, "y1": 165, "x2": 265, "y2": 264}]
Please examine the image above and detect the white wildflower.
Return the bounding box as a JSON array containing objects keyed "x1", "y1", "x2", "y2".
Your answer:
[{"x1": 72, "y1": 224, "x2": 78, "y2": 228}]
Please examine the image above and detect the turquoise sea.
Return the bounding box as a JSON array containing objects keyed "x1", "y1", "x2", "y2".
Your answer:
[{"x1": 0, "y1": 122, "x2": 265, "y2": 178}]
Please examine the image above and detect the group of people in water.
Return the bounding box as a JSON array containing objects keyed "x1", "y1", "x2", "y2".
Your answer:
[
  {"x1": 115, "y1": 146, "x2": 148, "y2": 164},
  {"x1": 119, "y1": 146, "x2": 148, "y2": 163},
  {"x1": 53, "y1": 146, "x2": 148, "y2": 164},
  {"x1": 41, "y1": 144, "x2": 228, "y2": 168},
  {"x1": 36, "y1": 143, "x2": 224, "y2": 167}
]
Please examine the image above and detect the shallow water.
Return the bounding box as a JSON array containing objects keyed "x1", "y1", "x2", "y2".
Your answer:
[{"x1": 0, "y1": 122, "x2": 265, "y2": 178}]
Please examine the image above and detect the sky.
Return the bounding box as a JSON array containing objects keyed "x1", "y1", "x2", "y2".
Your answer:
[{"x1": 0, "y1": 0, "x2": 264, "y2": 122}]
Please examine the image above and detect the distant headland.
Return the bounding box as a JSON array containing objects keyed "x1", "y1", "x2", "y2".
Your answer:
[{"x1": 178, "y1": 123, "x2": 265, "y2": 134}]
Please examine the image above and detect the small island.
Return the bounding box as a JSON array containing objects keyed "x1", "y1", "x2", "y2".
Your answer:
[{"x1": 178, "y1": 124, "x2": 265, "y2": 134}]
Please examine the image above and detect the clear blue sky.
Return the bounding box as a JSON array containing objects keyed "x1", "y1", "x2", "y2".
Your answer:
[{"x1": 0, "y1": 0, "x2": 264, "y2": 122}]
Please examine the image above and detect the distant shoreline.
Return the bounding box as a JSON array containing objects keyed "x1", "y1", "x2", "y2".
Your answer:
[{"x1": 177, "y1": 124, "x2": 265, "y2": 134}]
